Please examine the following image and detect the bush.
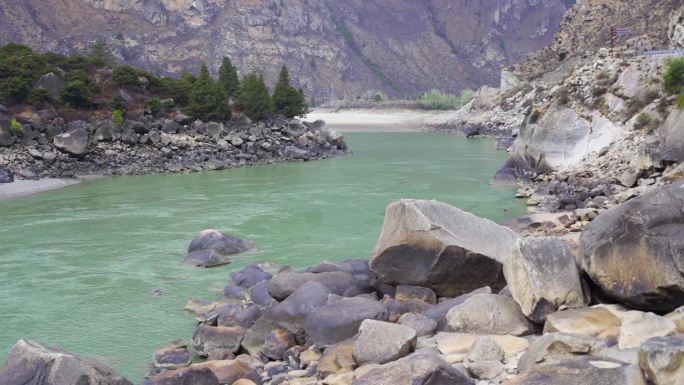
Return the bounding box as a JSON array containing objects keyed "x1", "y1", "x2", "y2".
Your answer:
[
  {"x1": 184, "y1": 64, "x2": 229, "y2": 121},
  {"x1": 61, "y1": 80, "x2": 93, "y2": 108},
  {"x1": 416, "y1": 89, "x2": 459, "y2": 110},
  {"x1": 112, "y1": 65, "x2": 140, "y2": 87},
  {"x1": 634, "y1": 112, "x2": 659, "y2": 133},
  {"x1": 144, "y1": 97, "x2": 161, "y2": 115},
  {"x1": 272, "y1": 65, "x2": 308, "y2": 118},
  {"x1": 88, "y1": 40, "x2": 114, "y2": 67},
  {"x1": 236, "y1": 72, "x2": 274, "y2": 121},
  {"x1": 1, "y1": 76, "x2": 31, "y2": 103},
  {"x1": 10, "y1": 118, "x2": 22, "y2": 133},
  {"x1": 663, "y1": 57, "x2": 684, "y2": 93},
  {"x1": 27, "y1": 87, "x2": 51, "y2": 106},
  {"x1": 459, "y1": 89, "x2": 474, "y2": 106},
  {"x1": 677, "y1": 91, "x2": 684, "y2": 109},
  {"x1": 111, "y1": 95, "x2": 126, "y2": 111},
  {"x1": 111, "y1": 109, "x2": 124, "y2": 129},
  {"x1": 372, "y1": 91, "x2": 385, "y2": 103}
]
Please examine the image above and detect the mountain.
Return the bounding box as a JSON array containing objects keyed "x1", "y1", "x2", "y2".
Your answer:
[{"x1": 0, "y1": 0, "x2": 570, "y2": 101}]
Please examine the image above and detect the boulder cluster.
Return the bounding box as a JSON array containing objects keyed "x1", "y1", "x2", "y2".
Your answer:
[
  {"x1": 6, "y1": 181, "x2": 682, "y2": 385},
  {"x1": 0, "y1": 106, "x2": 347, "y2": 181}
]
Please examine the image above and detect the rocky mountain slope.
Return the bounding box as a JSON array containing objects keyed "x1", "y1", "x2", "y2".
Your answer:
[{"x1": 0, "y1": 0, "x2": 570, "y2": 101}]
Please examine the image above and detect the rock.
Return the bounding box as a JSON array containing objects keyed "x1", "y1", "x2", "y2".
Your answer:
[
  {"x1": 397, "y1": 313, "x2": 437, "y2": 337},
  {"x1": 231, "y1": 265, "x2": 273, "y2": 289},
  {"x1": 352, "y1": 319, "x2": 417, "y2": 365},
  {"x1": 464, "y1": 337, "x2": 505, "y2": 380},
  {"x1": 267, "y1": 271, "x2": 358, "y2": 301},
  {"x1": 153, "y1": 340, "x2": 192, "y2": 369},
  {"x1": 0, "y1": 339, "x2": 132, "y2": 385},
  {"x1": 665, "y1": 306, "x2": 684, "y2": 333},
  {"x1": 0, "y1": 117, "x2": 17, "y2": 146},
  {"x1": 183, "y1": 249, "x2": 233, "y2": 268},
  {"x1": 36, "y1": 72, "x2": 64, "y2": 98},
  {"x1": 124, "y1": 120, "x2": 149, "y2": 134},
  {"x1": 323, "y1": 371, "x2": 353, "y2": 385},
  {"x1": 188, "y1": 229, "x2": 255, "y2": 260},
  {"x1": 146, "y1": 360, "x2": 259, "y2": 385},
  {"x1": 207, "y1": 348, "x2": 235, "y2": 361},
  {"x1": 53, "y1": 128, "x2": 89, "y2": 156},
  {"x1": 504, "y1": 356, "x2": 647, "y2": 385},
  {"x1": 217, "y1": 304, "x2": 262, "y2": 329},
  {"x1": 434, "y1": 332, "x2": 529, "y2": 358},
  {"x1": 94, "y1": 122, "x2": 114, "y2": 141},
  {"x1": 304, "y1": 296, "x2": 389, "y2": 346},
  {"x1": 262, "y1": 328, "x2": 295, "y2": 360},
  {"x1": 317, "y1": 339, "x2": 355, "y2": 377},
  {"x1": 121, "y1": 128, "x2": 138, "y2": 145},
  {"x1": 370, "y1": 200, "x2": 518, "y2": 297},
  {"x1": 162, "y1": 119, "x2": 180, "y2": 133},
  {"x1": 395, "y1": 285, "x2": 437, "y2": 305},
  {"x1": 192, "y1": 325, "x2": 246, "y2": 356},
  {"x1": 504, "y1": 237, "x2": 585, "y2": 322},
  {"x1": 351, "y1": 353, "x2": 474, "y2": 385},
  {"x1": 445, "y1": 294, "x2": 535, "y2": 336},
  {"x1": 659, "y1": 109, "x2": 684, "y2": 163},
  {"x1": 518, "y1": 333, "x2": 606, "y2": 372},
  {"x1": 422, "y1": 286, "x2": 492, "y2": 329},
  {"x1": 580, "y1": 181, "x2": 684, "y2": 312},
  {"x1": 0, "y1": 168, "x2": 13, "y2": 183},
  {"x1": 618, "y1": 311, "x2": 676, "y2": 349},
  {"x1": 544, "y1": 306, "x2": 621, "y2": 344},
  {"x1": 638, "y1": 335, "x2": 684, "y2": 385}
]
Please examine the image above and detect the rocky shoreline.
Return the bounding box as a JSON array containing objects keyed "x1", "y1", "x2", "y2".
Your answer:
[
  {"x1": 2, "y1": 181, "x2": 683, "y2": 385},
  {"x1": 0, "y1": 107, "x2": 348, "y2": 185}
]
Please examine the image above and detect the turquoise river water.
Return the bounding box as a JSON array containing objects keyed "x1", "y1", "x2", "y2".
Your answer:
[{"x1": 0, "y1": 132, "x2": 525, "y2": 382}]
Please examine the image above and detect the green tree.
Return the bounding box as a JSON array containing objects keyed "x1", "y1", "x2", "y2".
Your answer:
[
  {"x1": 61, "y1": 80, "x2": 92, "y2": 108},
  {"x1": 1, "y1": 77, "x2": 31, "y2": 103},
  {"x1": 664, "y1": 58, "x2": 684, "y2": 93},
  {"x1": 218, "y1": 57, "x2": 240, "y2": 97},
  {"x1": 272, "y1": 65, "x2": 307, "y2": 118},
  {"x1": 144, "y1": 97, "x2": 161, "y2": 115},
  {"x1": 185, "y1": 63, "x2": 229, "y2": 121},
  {"x1": 112, "y1": 65, "x2": 140, "y2": 86},
  {"x1": 89, "y1": 40, "x2": 114, "y2": 67},
  {"x1": 237, "y1": 72, "x2": 274, "y2": 121},
  {"x1": 27, "y1": 87, "x2": 51, "y2": 106}
]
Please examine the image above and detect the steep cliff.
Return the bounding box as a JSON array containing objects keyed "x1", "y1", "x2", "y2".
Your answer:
[{"x1": 0, "y1": 0, "x2": 568, "y2": 101}]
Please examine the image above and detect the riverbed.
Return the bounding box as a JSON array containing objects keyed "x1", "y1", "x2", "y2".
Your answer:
[{"x1": 0, "y1": 132, "x2": 525, "y2": 382}]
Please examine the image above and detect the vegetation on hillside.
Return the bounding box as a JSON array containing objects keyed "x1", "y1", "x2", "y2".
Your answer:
[
  {"x1": 0, "y1": 43, "x2": 309, "y2": 122},
  {"x1": 663, "y1": 57, "x2": 684, "y2": 109},
  {"x1": 416, "y1": 89, "x2": 474, "y2": 110}
]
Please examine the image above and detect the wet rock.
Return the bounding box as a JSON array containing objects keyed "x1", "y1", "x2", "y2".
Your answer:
[
  {"x1": 504, "y1": 237, "x2": 585, "y2": 322},
  {"x1": 217, "y1": 303, "x2": 262, "y2": 329},
  {"x1": 544, "y1": 306, "x2": 621, "y2": 343},
  {"x1": 581, "y1": 181, "x2": 684, "y2": 312},
  {"x1": 54, "y1": 128, "x2": 89, "y2": 156},
  {"x1": 188, "y1": 229, "x2": 255, "y2": 256},
  {"x1": 191, "y1": 325, "x2": 246, "y2": 356},
  {"x1": 267, "y1": 271, "x2": 358, "y2": 301},
  {"x1": 352, "y1": 319, "x2": 417, "y2": 365},
  {"x1": 351, "y1": 353, "x2": 474, "y2": 385},
  {"x1": 183, "y1": 249, "x2": 233, "y2": 268},
  {"x1": 153, "y1": 340, "x2": 192, "y2": 369},
  {"x1": 0, "y1": 339, "x2": 132, "y2": 385},
  {"x1": 638, "y1": 335, "x2": 684, "y2": 385},
  {"x1": 304, "y1": 296, "x2": 388, "y2": 346},
  {"x1": 445, "y1": 294, "x2": 536, "y2": 336},
  {"x1": 398, "y1": 313, "x2": 437, "y2": 337},
  {"x1": 503, "y1": 356, "x2": 646, "y2": 385},
  {"x1": 370, "y1": 199, "x2": 518, "y2": 297},
  {"x1": 231, "y1": 265, "x2": 272, "y2": 289},
  {"x1": 518, "y1": 333, "x2": 606, "y2": 372}
]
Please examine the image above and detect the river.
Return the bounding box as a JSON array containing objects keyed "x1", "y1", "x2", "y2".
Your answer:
[{"x1": 0, "y1": 132, "x2": 525, "y2": 382}]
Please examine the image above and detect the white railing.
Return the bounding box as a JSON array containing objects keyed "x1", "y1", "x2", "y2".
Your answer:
[{"x1": 641, "y1": 49, "x2": 684, "y2": 58}]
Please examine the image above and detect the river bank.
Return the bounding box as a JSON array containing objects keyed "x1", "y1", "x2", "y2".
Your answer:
[
  {"x1": 305, "y1": 108, "x2": 453, "y2": 133},
  {"x1": 0, "y1": 178, "x2": 81, "y2": 201}
]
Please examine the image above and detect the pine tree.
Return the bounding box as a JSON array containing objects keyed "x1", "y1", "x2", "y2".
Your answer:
[
  {"x1": 185, "y1": 63, "x2": 229, "y2": 121},
  {"x1": 272, "y1": 64, "x2": 308, "y2": 118},
  {"x1": 218, "y1": 57, "x2": 240, "y2": 97},
  {"x1": 89, "y1": 40, "x2": 114, "y2": 67},
  {"x1": 236, "y1": 72, "x2": 274, "y2": 121}
]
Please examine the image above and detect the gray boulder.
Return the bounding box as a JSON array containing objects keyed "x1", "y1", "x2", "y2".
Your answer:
[
  {"x1": 0, "y1": 117, "x2": 17, "y2": 146},
  {"x1": 464, "y1": 336, "x2": 505, "y2": 380},
  {"x1": 0, "y1": 339, "x2": 132, "y2": 385},
  {"x1": 267, "y1": 271, "x2": 358, "y2": 300},
  {"x1": 162, "y1": 119, "x2": 180, "y2": 133},
  {"x1": 638, "y1": 335, "x2": 684, "y2": 385},
  {"x1": 518, "y1": 333, "x2": 606, "y2": 372},
  {"x1": 230, "y1": 265, "x2": 272, "y2": 289},
  {"x1": 54, "y1": 128, "x2": 89, "y2": 156},
  {"x1": 0, "y1": 168, "x2": 13, "y2": 183},
  {"x1": 187, "y1": 229, "x2": 255, "y2": 266},
  {"x1": 370, "y1": 200, "x2": 518, "y2": 297},
  {"x1": 353, "y1": 319, "x2": 417, "y2": 365},
  {"x1": 191, "y1": 325, "x2": 245, "y2": 356},
  {"x1": 152, "y1": 340, "x2": 192, "y2": 370},
  {"x1": 422, "y1": 286, "x2": 492, "y2": 330},
  {"x1": 580, "y1": 181, "x2": 684, "y2": 311},
  {"x1": 659, "y1": 109, "x2": 684, "y2": 162},
  {"x1": 304, "y1": 296, "x2": 389, "y2": 345},
  {"x1": 398, "y1": 313, "x2": 438, "y2": 337},
  {"x1": 505, "y1": 237, "x2": 585, "y2": 322},
  {"x1": 445, "y1": 294, "x2": 536, "y2": 336},
  {"x1": 36, "y1": 72, "x2": 63, "y2": 98},
  {"x1": 504, "y1": 356, "x2": 646, "y2": 385},
  {"x1": 352, "y1": 353, "x2": 474, "y2": 385},
  {"x1": 121, "y1": 128, "x2": 138, "y2": 145}
]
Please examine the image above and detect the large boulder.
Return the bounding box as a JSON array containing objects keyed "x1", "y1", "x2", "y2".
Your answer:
[
  {"x1": 304, "y1": 296, "x2": 389, "y2": 346},
  {"x1": 370, "y1": 200, "x2": 518, "y2": 297},
  {"x1": 0, "y1": 339, "x2": 132, "y2": 385},
  {"x1": 504, "y1": 237, "x2": 585, "y2": 322},
  {"x1": 638, "y1": 335, "x2": 684, "y2": 385},
  {"x1": 352, "y1": 320, "x2": 417, "y2": 365},
  {"x1": 267, "y1": 271, "x2": 358, "y2": 300},
  {"x1": 230, "y1": 265, "x2": 272, "y2": 289},
  {"x1": 185, "y1": 230, "x2": 255, "y2": 267},
  {"x1": 352, "y1": 353, "x2": 474, "y2": 385},
  {"x1": 445, "y1": 294, "x2": 536, "y2": 336},
  {"x1": 518, "y1": 333, "x2": 606, "y2": 372},
  {"x1": 192, "y1": 325, "x2": 246, "y2": 356},
  {"x1": 618, "y1": 311, "x2": 676, "y2": 349},
  {"x1": 152, "y1": 340, "x2": 192, "y2": 370},
  {"x1": 434, "y1": 332, "x2": 530, "y2": 358},
  {"x1": 145, "y1": 360, "x2": 259, "y2": 385},
  {"x1": 36, "y1": 72, "x2": 64, "y2": 98},
  {"x1": 659, "y1": 109, "x2": 684, "y2": 163},
  {"x1": 422, "y1": 286, "x2": 492, "y2": 330},
  {"x1": 53, "y1": 128, "x2": 89, "y2": 156},
  {"x1": 580, "y1": 181, "x2": 684, "y2": 312},
  {"x1": 504, "y1": 356, "x2": 646, "y2": 385},
  {"x1": 544, "y1": 306, "x2": 622, "y2": 343}
]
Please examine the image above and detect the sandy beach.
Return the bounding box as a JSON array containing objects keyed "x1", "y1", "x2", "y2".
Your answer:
[
  {"x1": 304, "y1": 108, "x2": 454, "y2": 132},
  {"x1": 0, "y1": 178, "x2": 81, "y2": 201}
]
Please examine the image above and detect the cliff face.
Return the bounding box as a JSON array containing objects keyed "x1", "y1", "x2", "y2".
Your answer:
[{"x1": 0, "y1": 0, "x2": 568, "y2": 101}]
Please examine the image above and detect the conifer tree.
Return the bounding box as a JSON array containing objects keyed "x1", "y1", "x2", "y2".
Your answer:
[
  {"x1": 272, "y1": 64, "x2": 308, "y2": 118},
  {"x1": 236, "y1": 72, "x2": 274, "y2": 121},
  {"x1": 218, "y1": 57, "x2": 240, "y2": 97},
  {"x1": 185, "y1": 63, "x2": 229, "y2": 121}
]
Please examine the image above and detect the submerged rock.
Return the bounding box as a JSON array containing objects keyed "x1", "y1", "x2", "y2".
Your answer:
[
  {"x1": 184, "y1": 229, "x2": 255, "y2": 267},
  {"x1": 370, "y1": 199, "x2": 518, "y2": 297},
  {"x1": 0, "y1": 339, "x2": 132, "y2": 385}
]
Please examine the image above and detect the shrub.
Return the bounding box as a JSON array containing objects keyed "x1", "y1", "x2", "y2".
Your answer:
[
  {"x1": 88, "y1": 40, "x2": 114, "y2": 67},
  {"x1": 61, "y1": 80, "x2": 92, "y2": 108},
  {"x1": 236, "y1": 72, "x2": 274, "y2": 121},
  {"x1": 1, "y1": 76, "x2": 31, "y2": 103},
  {"x1": 27, "y1": 87, "x2": 51, "y2": 106},
  {"x1": 663, "y1": 57, "x2": 684, "y2": 93},
  {"x1": 10, "y1": 118, "x2": 22, "y2": 133},
  {"x1": 161, "y1": 98, "x2": 175, "y2": 109},
  {"x1": 111, "y1": 109, "x2": 124, "y2": 129},
  {"x1": 372, "y1": 91, "x2": 385, "y2": 103},
  {"x1": 111, "y1": 95, "x2": 126, "y2": 111},
  {"x1": 459, "y1": 88, "x2": 474, "y2": 106},
  {"x1": 416, "y1": 89, "x2": 459, "y2": 110},
  {"x1": 144, "y1": 97, "x2": 161, "y2": 115},
  {"x1": 555, "y1": 86, "x2": 570, "y2": 105},
  {"x1": 272, "y1": 65, "x2": 308, "y2": 118},
  {"x1": 677, "y1": 91, "x2": 684, "y2": 109},
  {"x1": 634, "y1": 112, "x2": 659, "y2": 133},
  {"x1": 112, "y1": 65, "x2": 140, "y2": 87},
  {"x1": 184, "y1": 63, "x2": 229, "y2": 121}
]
